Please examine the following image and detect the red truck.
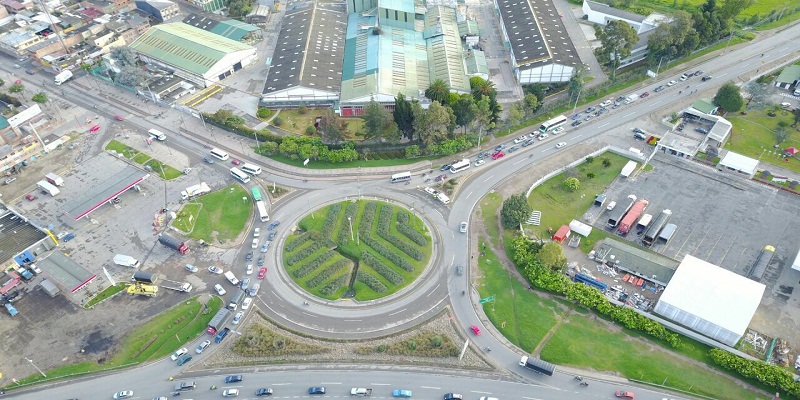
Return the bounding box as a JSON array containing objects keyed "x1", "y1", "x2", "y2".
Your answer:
[
  {"x1": 158, "y1": 234, "x2": 189, "y2": 254},
  {"x1": 617, "y1": 199, "x2": 649, "y2": 235}
]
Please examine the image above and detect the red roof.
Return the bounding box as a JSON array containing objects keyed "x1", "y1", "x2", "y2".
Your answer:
[
  {"x1": 785, "y1": 147, "x2": 798, "y2": 156},
  {"x1": 552, "y1": 225, "x2": 570, "y2": 243}
]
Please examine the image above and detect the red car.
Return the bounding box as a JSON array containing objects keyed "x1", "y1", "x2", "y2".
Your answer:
[
  {"x1": 114, "y1": 115, "x2": 125, "y2": 121},
  {"x1": 257, "y1": 267, "x2": 267, "y2": 279},
  {"x1": 89, "y1": 125, "x2": 101, "y2": 133},
  {"x1": 491, "y1": 151, "x2": 505, "y2": 160},
  {"x1": 639, "y1": 92, "x2": 649, "y2": 98},
  {"x1": 231, "y1": 159, "x2": 241, "y2": 166},
  {"x1": 615, "y1": 391, "x2": 634, "y2": 399}
]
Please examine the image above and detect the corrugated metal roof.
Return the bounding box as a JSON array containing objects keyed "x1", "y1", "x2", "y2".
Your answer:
[
  {"x1": 464, "y1": 49, "x2": 488, "y2": 76},
  {"x1": 210, "y1": 19, "x2": 260, "y2": 40},
  {"x1": 378, "y1": 0, "x2": 415, "y2": 14}
]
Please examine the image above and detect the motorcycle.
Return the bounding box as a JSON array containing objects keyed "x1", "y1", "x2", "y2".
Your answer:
[{"x1": 579, "y1": 382, "x2": 588, "y2": 387}]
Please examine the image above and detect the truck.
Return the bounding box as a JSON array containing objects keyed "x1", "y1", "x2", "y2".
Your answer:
[
  {"x1": 206, "y1": 308, "x2": 230, "y2": 335},
  {"x1": 18, "y1": 268, "x2": 33, "y2": 280},
  {"x1": 519, "y1": 356, "x2": 555, "y2": 376},
  {"x1": 228, "y1": 289, "x2": 245, "y2": 310},
  {"x1": 643, "y1": 209, "x2": 672, "y2": 246},
  {"x1": 635, "y1": 213, "x2": 652, "y2": 233},
  {"x1": 54, "y1": 70, "x2": 73, "y2": 85},
  {"x1": 617, "y1": 199, "x2": 649, "y2": 235},
  {"x1": 159, "y1": 234, "x2": 189, "y2": 255},
  {"x1": 748, "y1": 245, "x2": 776, "y2": 281},
  {"x1": 623, "y1": 93, "x2": 638, "y2": 104},
  {"x1": 351, "y1": 388, "x2": 373, "y2": 396},
  {"x1": 126, "y1": 282, "x2": 158, "y2": 296},
  {"x1": 606, "y1": 195, "x2": 636, "y2": 229},
  {"x1": 174, "y1": 381, "x2": 196, "y2": 391},
  {"x1": 180, "y1": 182, "x2": 211, "y2": 200},
  {"x1": 37, "y1": 180, "x2": 60, "y2": 196},
  {"x1": 113, "y1": 254, "x2": 140, "y2": 268},
  {"x1": 5, "y1": 303, "x2": 19, "y2": 316},
  {"x1": 132, "y1": 271, "x2": 158, "y2": 284},
  {"x1": 161, "y1": 279, "x2": 193, "y2": 293},
  {"x1": 45, "y1": 172, "x2": 64, "y2": 187},
  {"x1": 224, "y1": 271, "x2": 240, "y2": 286}
]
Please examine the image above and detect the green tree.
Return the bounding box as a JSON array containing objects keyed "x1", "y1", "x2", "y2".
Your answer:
[
  {"x1": 393, "y1": 93, "x2": 415, "y2": 140},
  {"x1": 792, "y1": 108, "x2": 800, "y2": 127},
  {"x1": 488, "y1": 97, "x2": 502, "y2": 125},
  {"x1": 473, "y1": 97, "x2": 494, "y2": 145},
  {"x1": 563, "y1": 177, "x2": 580, "y2": 192},
  {"x1": 500, "y1": 193, "x2": 532, "y2": 229},
  {"x1": 8, "y1": 83, "x2": 24, "y2": 93},
  {"x1": 718, "y1": 0, "x2": 754, "y2": 20},
  {"x1": 567, "y1": 68, "x2": 585, "y2": 105},
  {"x1": 362, "y1": 98, "x2": 391, "y2": 139},
  {"x1": 31, "y1": 92, "x2": 48, "y2": 103},
  {"x1": 452, "y1": 94, "x2": 476, "y2": 133},
  {"x1": 602, "y1": 158, "x2": 611, "y2": 168},
  {"x1": 116, "y1": 66, "x2": 148, "y2": 87},
  {"x1": 524, "y1": 83, "x2": 547, "y2": 103},
  {"x1": 425, "y1": 79, "x2": 450, "y2": 105},
  {"x1": 773, "y1": 121, "x2": 790, "y2": 145},
  {"x1": 470, "y1": 77, "x2": 497, "y2": 101},
  {"x1": 537, "y1": 242, "x2": 567, "y2": 270},
  {"x1": 405, "y1": 145, "x2": 421, "y2": 158},
  {"x1": 109, "y1": 46, "x2": 138, "y2": 67},
  {"x1": 506, "y1": 102, "x2": 525, "y2": 127},
  {"x1": 413, "y1": 101, "x2": 452, "y2": 145},
  {"x1": 319, "y1": 108, "x2": 347, "y2": 144},
  {"x1": 595, "y1": 20, "x2": 639, "y2": 80},
  {"x1": 714, "y1": 82, "x2": 744, "y2": 112},
  {"x1": 523, "y1": 93, "x2": 540, "y2": 116}
]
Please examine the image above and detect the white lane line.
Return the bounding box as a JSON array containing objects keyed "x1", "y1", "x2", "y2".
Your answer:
[
  {"x1": 471, "y1": 391, "x2": 492, "y2": 394},
  {"x1": 344, "y1": 319, "x2": 362, "y2": 322},
  {"x1": 427, "y1": 284, "x2": 439, "y2": 297},
  {"x1": 573, "y1": 134, "x2": 582, "y2": 139},
  {"x1": 321, "y1": 382, "x2": 342, "y2": 385},
  {"x1": 622, "y1": 112, "x2": 635, "y2": 118},
  {"x1": 371, "y1": 383, "x2": 391, "y2": 386},
  {"x1": 514, "y1": 158, "x2": 527, "y2": 166},
  {"x1": 272, "y1": 383, "x2": 293, "y2": 386},
  {"x1": 651, "y1": 101, "x2": 662, "y2": 106},
  {"x1": 598, "y1": 123, "x2": 608, "y2": 128},
  {"x1": 522, "y1": 397, "x2": 544, "y2": 400},
  {"x1": 389, "y1": 308, "x2": 407, "y2": 316},
  {"x1": 421, "y1": 386, "x2": 441, "y2": 390},
  {"x1": 717, "y1": 73, "x2": 727, "y2": 78},
  {"x1": 466, "y1": 191, "x2": 473, "y2": 199},
  {"x1": 483, "y1": 175, "x2": 494, "y2": 182}
]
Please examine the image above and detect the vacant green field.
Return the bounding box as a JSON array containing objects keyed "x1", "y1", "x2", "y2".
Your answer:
[
  {"x1": 286, "y1": 200, "x2": 431, "y2": 300},
  {"x1": 527, "y1": 153, "x2": 631, "y2": 240},
  {"x1": 85, "y1": 283, "x2": 126, "y2": 308},
  {"x1": 273, "y1": 109, "x2": 365, "y2": 139},
  {"x1": 189, "y1": 185, "x2": 251, "y2": 243},
  {"x1": 725, "y1": 109, "x2": 800, "y2": 174},
  {"x1": 173, "y1": 203, "x2": 203, "y2": 233},
  {"x1": 104, "y1": 140, "x2": 182, "y2": 180}
]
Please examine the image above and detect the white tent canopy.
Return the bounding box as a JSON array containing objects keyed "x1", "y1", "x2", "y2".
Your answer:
[
  {"x1": 569, "y1": 220, "x2": 593, "y2": 237},
  {"x1": 719, "y1": 151, "x2": 759, "y2": 175}
]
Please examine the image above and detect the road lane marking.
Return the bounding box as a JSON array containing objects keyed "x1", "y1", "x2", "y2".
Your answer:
[
  {"x1": 522, "y1": 397, "x2": 543, "y2": 400},
  {"x1": 421, "y1": 386, "x2": 441, "y2": 390},
  {"x1": 466, "y1": 191, "x2": 473, "y2": 199},
  {"x1": 483, "y1": 175, "x2": 494, "y2": 182},
  {"x1": 598, "y1": 123, "x2": 608, "y2": 128},
  {"x1": 321, "y1": 382, "x2": 342, "y2": 385},
  {"x1": 514, "y1": 158, "x2": 527, "y2": 166},
  {"x1": 471, "y1": 391, "x2": 492, "y2": 394},
  {"x1": 574, "y1": 134, "x2": 582, "y2": 139},
  {"x1": 371, "y1": 383, "x2": 391, "y2": 386},
  {"x1": 389, "y1": 308, "x2": 407, "y2": 316},
  {"x1": 427, "y1": 284, "x2": 439, "y2": 297},
  {"x1": 622, "y1": 112, "x2": 635, "y2": 118},
  {"x1": 717, "y1": 73, "x2": 727, "y2": 78},
  {"x1": 344, "y1": 319, "x2": 362, "y2": 322}
]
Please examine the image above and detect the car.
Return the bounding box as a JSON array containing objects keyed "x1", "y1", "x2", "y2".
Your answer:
[
  {"x1": 694, "y1": 70, "x2": 703, "y2": 76},
  {"x1": 537, "y1": 133, "x2": 549, "y2": 140},
  {"x1": 632, "y1": 127, "x2": 645, "y2": 134},
  {"x1": 781, "y1": 102, "x2": 793, "y2": 109},
  {"x1": 113, "y1": 391, "x2": 134, "y2": 399},
  {"x1": 443, "y1": 393, "x2": 463, "y2": 400},
  {"x1": 258, "y1": 267, "x2": 267, "y2": 279},
  {"x1": 170, "y1": 348, "x2": 188, "y2": 361},
  {"x1": 555, "y1": 142, "x2": 566, "y2": 149},
  {"x1": 513, "y1": 136, "x2": 525, "y2": 144},
  {"x1": 232, "y1": 311, "x2": 244, "y2": 324},
  {"x1": 196, "y1": 340, "x2": 211, "y2": 353},
  {"x1": 479, "y1": 397, "x2": 499, "y2": 400},
  {"x1": 89, "y1": 125, "x2": 101, "y2": 133},
  {"x1": 246, "y1": 264, "x2": 254, "y2": 275},
  {"x1": 606, "y1": 201, "x2": 617, "y2": 211},
  {"x1": 114, "y1": 115, "x2": 125, "y2": 121},
  {"x1": 695, "y1": 127, "x2": 709, "y2": 134},
  {"x1": 257, "y1": 255, "x2": 265, "y2": 266},
  {"x1": 13, "y1": 64, "x2": 20, "y2": 68},
  {"x1": 393, "y1": 389, "x2": 413, "y2": 398},
  {"x1": 507, "y1": 145, "x2": 519, "y2": 153},
  {"x1": 478, "y1": 151, "x2": 490, "y2": 158},
  {"x1": 460, "y1": 222, "x2": 468, "y2": 233},
  {"x1": 521, "y1": 139, "x2": 534, "y2": 147},
  {"x1": 584, "y1": 114, "x2": 593, "y2": 121},
  {"x1": 25, "y1": 194, "x2": 37, "y2": 201},
  {"x1": 571, "y1": 120, "x2": 582, "y2": 127},
  {"x1": 439, "y1": 164, "x2": 451, "y2": 171},
  {"x1": 308, "y1": 387, "x2": 326, "y2": 395},
  {"x1": 633, "y1": 132, "x2": 647, "y2": 140},
  {"x1": 667, "y1": 80, "x2": 677, "y2": 87},
  {"x1": 260, "y1": 242, "x2": 270, "y2": 253},
  {"x1": 203, "y1": 156, "x2": 215, "y2": 164},
  {"x1": 268, "y1": 221, "x2": 281, "y2": 231},
  {"x1": 256, "y1": 388, "x2": 274, "y2": 396},
  {"x1": 242, "y1": 297, "x2": 253, "y2": 310},
  {"x1": 701, "y1": 75, "x2": 712, "y2": 81},
  {"x1": 214, "y1": 284, "x2": 226, "y2": 296},
  {"x1": 185, "y1": 264, "x2": 198, "y2": 273},
  {"x1": 615, "y1": 391, "x2": 635, "y2": 399},
  {"x1": 654, "y1": 85, "x2": 664, "y2": 92},
  {"x1": 552, "y1": 127, "x2": 564, "y2": 134},
  {"x1": 231, "y1": 159, "x2": 241, "y2": 166},
  {"x1": 252, "y1": 238, "x2": 259, "y2": 249},
  {"x1": 4, "y1": 177, "x2": 17, "y2": 185},
  {"x1": 253, "y1": 228, "x2": 260, "y2": 237},
  {"x1": 455, "y1": 265, "x2": 463, "y2": 276},
  {"x1": 494, "y1": 144, "x2": 506, "y2": 151},
  {"x1": 679, "y1": 74, "x2": 688, "y2": 81},
  {"x1": 208, "y1": 266, "x2": 223, "y2": 274},
  {"x1": 434, "y1": 174, "x2": 447, "y2": 182},
  {"x1": 245, "y1": 251, "x2": 253, "y2": 261},
  {"x1": 268, "y1": 231, "x2": 276, "y2": 241},
  {"x1": 247, "y1": 283, "x2": 261, "y2": 297},
  {"x1": 240, "y1": 277, "x2": 251, "y2": 290},
  {"x1": 25, "y1": 69, "x2": 35, "y2": 75},
  {"x1": 176, "y1": 354, "x2": 192, "y2": 366},
  {"x1": 29, "y1": 264, "x2": 42, "y2": 274},
  {"x1": 225, "y1": 375, "x2": 243, "y2": 383},
  {"x1": 474, "y1": 159, "x2": 485, "y2": 167},
  {"x1": 570, "y1": 113, "x2": 582, "y2": 120},
  {"x1": 153, "y1": 397, "x2": 168, "y2": 400},
  {"x1": 491, "y1": 151, "x2": 504, "y2": 160},
  {"x1": 18, "y1": 56, "x2": 28, "y2": 62},
  {"x1": 639, "y1": 92, "x2": 649, "y2": 98},
  {"x1": 584, "y1": 106, "x2": 596, "y2": 113},
  {"x1": 223, "y1": 389, "x2": 240, "y2": 397}
]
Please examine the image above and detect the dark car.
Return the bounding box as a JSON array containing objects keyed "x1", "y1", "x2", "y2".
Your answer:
[
  {"x1": 439, "y1": 164, "x2": 451, "y2": 171},
  {"x1": 653, "y1": 85, "x2": 664, "y2": 92},
  {"x1": 25, "y1": 69, "x2": 35, "y2": 75},
  {"x1": 268, "y1": 221, "x2": 281, "y2": 231},
  {"x1": 225, "y1": 375, "x2": 243, "y2": 383},
  {"x1": 639, "y1": 92, "x2": 649, "y2": 98},
  {"x1": 521, "y1": 140, "x2": 534, "y2": 147},
  {"x1": 308, "y1": 387, "x2": 326, "y2": 395},
  {"x1": 507, "y1": 145, "x2": 519, "y2": 153},
  {"x1": 694, "y1": 70, "x2": 703, "y2": 76},
  {"x1": 584, "y1": 106, "x2": 596, "y2": 113},
  {"x1": 632, "y1": 127, "x2": 645, "y2": 134},
  {"x1": 245, "y1": 251, "x2": 253, "y2": 261},
  {"x1": 571, "y1": 120, "x2": 582, "y2": 127},
  {"x1": 493, "y1": 144, "x2": 506, "y2": 151},
  {"x1": 616, "y1": 96, "x2": 625, "y2": 102},
  {"x1": 176, "y1": 354, "x2": 192, "y2": 366},
  {"x1": 701, "y1": 76, "x2": 712, "y2": 81},
  {"x1": 444, "y1": 394, "x2": 463, "y2": 400},
  {"x1": 256, "y1": 388, "x2": 274, "y2": 396},
  {"x1": 268, "y1": 231, "x2": 276, "y2": 240},
  {"x1": 257, "y1": 255, "x2": 265, "y2": 266},
  {"x1": 203, "y1": 156, "x2": 214, "y2": 164},
  {"x1": 633, "y1": 132, "x2": 647, "y2": 140}
]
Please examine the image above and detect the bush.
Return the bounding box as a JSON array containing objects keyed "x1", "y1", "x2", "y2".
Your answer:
[
  {"x1": 298, "y1": 105, "x2": 308, "y2": 115},
  {"x1": 376, "y1": 344, "x2": 387, "y2": 352},
  {"x1": 256, "y1": 108, "x2": 273, "y2": 119},
  {"x1": 305, "y1": 126, "x2": 317, "y2": 135},
  {"x1": 362, "y1": 252, "x2": 404, "y2": 284},
  {"x1": 292, "y1": 250, "x2": 336, "y2": 278},
  {"x1": 287, "y1": 240, "x2": 329, "y2": 265},
  {"x1": 356, "y1": 270, "x2": 387, "y2": 293},
  {"x1": 321, "y1": 203, "x2": 342, "y2": 240},
  {"x1": 306, "y1": 260, "x2": 348, "y2": 288},
  {"x1": 286, "y1": 232, "x2": 313, "y2": 252},
  {"x1": 407, "y1": 340, "x2": 417, "y2": 350},
  {"x1": 396, "y1": 211, "x2": 427, "y2": 246},
  {"x1": 319, "y1": 274, "x2": 348, "y2": 296},
  {"x1": 431, "y1": 336, "x2": 443, "y2": 348},
  {"x1": 376, "y1": 205, "x2": 423, "y2": 261},
  {"x1": 272, "y1": 116, "x2": 284, "y2": 126},
  {"x1": 709, "y1": 348, "x2": 800, "y2": 397}
]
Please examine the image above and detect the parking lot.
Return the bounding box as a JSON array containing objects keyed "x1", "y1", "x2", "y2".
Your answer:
[{"x1": 589, "y1": 153, "x2": 800, "y2": 346}]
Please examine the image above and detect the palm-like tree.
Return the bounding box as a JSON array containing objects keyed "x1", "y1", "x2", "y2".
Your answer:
[
  {"x1": 471, "y1": 79, "x2": 496, "y2": 101},
  {"x1": 425, "y1": 79, "x2": 450, "y2": 104}
]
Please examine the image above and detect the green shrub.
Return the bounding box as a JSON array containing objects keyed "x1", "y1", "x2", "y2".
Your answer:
[
  {"x1": 319, "y1": 274, "x2": 348, "y2": 295},
  {"x1": 287, "y1": 240, "x2": 329, "y2": 265},
  {"x1": 431, "y1": 336, "x2": 443, "y2": 348},
  {"x1": 306, "y1": 260, "x2": 348, "y2": 288},
  {"x1": 292, "y1": 250, "x2": 336, "y2": 278},
  {"x1": 376, "y1": 344, "x2": 387, "y2": 352},
  {"x1": 286, "y1": 233, "x2": 312, "y2": 252},
  {"x1": 321, "y1": 203, "x2": 343, "y2": 240},
  {"x1": 396, "y1": 212, "x2": 427, "y2": 246},
  {"x1": 709, "y1": 349, "x2": 800, "y2": 397},
  {"x1": 356, "y1": 270, "x2": 387, "y2": 293},
  {"x1": 375, "y1": 205, "x2": 423, "y2": 261},
  {"x1": 272, "y1": 116, "x2": 284, "y2": 126},
  {"x1": 362, "y1": 252, "x2": 404, "y2": 284},
  {"x1": 407, "y1": 340, "x2": 417, "y2": 350},
  {"x1": 256, "y1": 108, "x2": 273, "y2": 119},
  {"x1": 298, "y1": 105, "x2": 308, "y2": 115}
]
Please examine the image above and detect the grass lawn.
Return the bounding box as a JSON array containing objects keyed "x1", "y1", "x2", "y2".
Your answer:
[
  {"x1": 105, "y1": 140, "x2": 182, "y2": 180},
  {"x1": 598, "y1": 0, "x2": 788, "y2": 20},
  {"x1": 144, "y1": 159, "x2": 183, "y2": 180},
  {"x1": 526, "y1": 153, "x2": 631, "y2": 240},
  {"x1": 188, "y1": 185, "x2": 251, "y2": 244},
  {"x1": 725, "y1": 109, "x2": 800, "y2": 174},
  {"x1": 85, "y1": 283, "x2": 126, "y2": 308},
  {"x1": 540, "y1": 316, "x2": 765, "y2": 400},
  {"x1": 173, "y1": 203, "x2": 203, "y2": 233},
  {"x1": 267, "y1": 153, "x2": 436, "y2": 169},
  {"x1": 273, "y1": 109, "x2": 365, "y2": 139},
  {"x1": 7, "y1": 296, "x2": 222, "y2": 388},
  {"x1": 478, "y1": 192, "x2": 503, "y2": 248}
]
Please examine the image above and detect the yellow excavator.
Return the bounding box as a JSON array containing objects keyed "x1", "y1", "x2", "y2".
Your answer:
[{"x1": 126, "y1": 282, "x2": 158, "y2": 297}]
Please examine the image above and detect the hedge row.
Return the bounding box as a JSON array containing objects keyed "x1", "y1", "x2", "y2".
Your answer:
[
  {"x1": 362, "y1": 252, "x2": 404, "y2": 285},
  {"x1": 287, "y1": 240, "x2": 329, "y2": 266},
  {"x1": 396, "y1": 211, "x2": 427, "y2": 246},
  {"x1": 356, "y1": 270, "x2": 387, "y2": 293},
  {"x1": 286, "y1": 232, "x2": 312, "y2": 252},
  {"x1": 292, "y1": 250, "x2": 336, "y2": 278},
  {"x1": 319, "y1": 274, "x2": 348, "y2": 296},
  {"x1": 306, "y1": 259, "x2": 348, "y2": 288},
  {"x1": 709, "y1": 348, "x2": 800, "y2": 398},
  {"x1": 376, "y1": 205, "x2": 424, "y2": 261},
  {"x1": 362, "y1": 236, "x2": 414, "y2": 272},
  {"x1": 321, "y1": 203, "x2": 342, "y2": 240}
]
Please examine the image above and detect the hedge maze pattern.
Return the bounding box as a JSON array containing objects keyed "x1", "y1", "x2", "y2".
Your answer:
[{"x1": 284, "y1": 200, "x2": 431, "y2": 300}]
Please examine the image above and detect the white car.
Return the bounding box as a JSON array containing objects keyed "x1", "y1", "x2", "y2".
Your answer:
[
  {"x1": 424, "y1": 187, "x2": 438, "y2": 196},
  {"x1": 242, "y1": 297, "x2": 253, "y2": 310},
  {"x1": 184, "y1": 264, "x2": 198, "y2": 273},
  {"x1": 29, "y1": 263, "x2": 42, "y2": 274},
  {"x1": 460, "y1": 222, "x2": 468, "y2": 233},
  {"x1": 781, "y1": 102, "x2": 792, "y2": 109},
  {"x1": 253, "y1": 227, "x2": 260, "y2": 237},
  {"x1": 214, "y1": 284, "x2": 226, "y2": 296},
  {"x1": 555, "y1": 142, "x2": 566, "y2": 149},
  {"x1": 113, "y1": 391, "x2": 134, "y2": 399},
  {"x1": 538, "y1": 133, "x2": 549, "y2": 141},
  {"x1": 599, "y1": 99, "x2": 612, "y2": 108},
  {"x1": 170, "y1": 348, "x2": 188, "y2": 361},
  {"x1": 208, "y1": 266, "x2": 223, "y2": 275},
  {"x1": 552, "y1": 127, "x2": 564, "y2": 134},
  {"x1": 232, "y1": 311, "x2": 244, "y2": 325},
  {"x1": 196, "y1": 339, "x2": 211, "y2": 353},
  {"x1": 246, "y1": 264, "x2": 254, "y2": 275},
  {"x1": 474, "y1": 159, "x2": 485, "y2": 167},
  {"x1": 252, "y1": 239, "x2": 259, "y2": 249},
  {"x1": 667, "y1": 80, "x2": 677, "y2": 87},
  {"x1": 223, "y1": 389, "x2": 240, "y2": 397},
  {"x1": 513, "y1": 136, "x2": 526, "y2": 144}
]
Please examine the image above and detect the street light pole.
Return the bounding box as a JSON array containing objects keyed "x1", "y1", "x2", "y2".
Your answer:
[
  {"x1": 348, "y1": 216, "x2": 354, "y2": 241},
  {"x1": 25, "y1": 357, "x2": 46, "y2": 378}
]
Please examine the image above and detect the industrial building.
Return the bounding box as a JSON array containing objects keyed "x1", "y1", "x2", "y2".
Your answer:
[
  {"x1": 654, "y1": 255, "x2": 766, "y2": 347},
  {"x1": 129, "y1": 22, "x2": 258, "y2": 88}
]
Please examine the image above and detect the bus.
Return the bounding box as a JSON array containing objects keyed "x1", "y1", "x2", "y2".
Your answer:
[
  {"x1": 449, "y1": 159, "x2": 471, "y2": 174},
  {"x1": 250, "y1": 187, "x2": 262, "y2": 202},
  {"x1": 230, "y1": 167, "x2": 250, "y2": 183},
  {"x1": 390, "y1": 171, "x2": 412, "y2": 183},
  {"x1": 210, "y1": 148, "x2": 229, "y2": 161},
  {"x1": 241, "y1": 163, "x2": 262, "y2": 175},
  {"x1": 538, "y1": 115, "x2": 567, "y2": 133},
  {"x1": 256, "y1": 200, "x2": 270, "y2": 222},
  {"x1": 148, "y1": 129, "x2": 166, "y2": 141}
]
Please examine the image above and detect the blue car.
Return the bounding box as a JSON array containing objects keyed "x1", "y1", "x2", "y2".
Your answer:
[
  {"x1": 570, "y1": 113, "x2": 582, "y2": 120},
  {"x1": 308, "y1": 387, "x2": 326, "y2": 395},
  {"x1": 393, "y1": 390, "x2": 412, "y2": 398},
  {"x1": 225, "y1": 374, "x2": 243, "y2": 383}
]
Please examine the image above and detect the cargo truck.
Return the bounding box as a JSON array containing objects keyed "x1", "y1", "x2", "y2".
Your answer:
[
  {"x1": 54, "y1": 70, "x2": 73, "y2": 85},
  {"x1": 519, "y1": 356, "x2": 555, "y2": 376},
  {"x1": 351, "y1": 388, "x2": 373, "y2": 396},
  {"x1": 617, "y1": 199, "x2": 649, "y2": 235},
  {"x1": 159, "y1": 234, "x2": 189, "y2": 254},
  {"x1": 180, "y1": 182, "x2": 211, "y2": 200},
  {"x1": 606, "y1": 195, "x2": 636, "y2": 228},
  {"x1": 161, "y1": 279, "x2": 193, "y2": 292},
  {"x1": 623, "y1": 93, "x2": 638, "y2": 104},
  {"x1": 635, "y1": 213, "x2": 653, "y2": 233},
  {"x1": 643, "y1": 209, "x2": 671, "y2": 246},
  {"x1": 37, "y1": 180, "x2": 60, "y2": 196},
  {"x1": 748, "y1": 245, "x2": 776, "y2": 281},
  {"x1": 132, "y1": 271, "x2": 158, "y2": 284},
  {"x1": 45, "y1": 172, "x2": 64, "y2": 186},
  {"x1": 113, "y1": 254, "x2": 140, "y2": 268},
  {"x1": 206, "y1": 308, "x2": 230, "y2": 335},
  {"x1": 227, "y1": 289, "x2": 245, "y2": 310}
]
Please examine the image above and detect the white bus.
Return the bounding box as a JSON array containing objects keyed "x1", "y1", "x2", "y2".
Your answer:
[
  {"x1": 538, "y1": 115, "x2": 568, "y2": 133},
  {"x1": 390, "y1": 171, "x2": 411, "y2": 183},
  {"x1": 256, "y1": 200, "x2": 270, "y2": 222},
  {"x1": 241, "y1": 163, "x2": 262, "y2": 175},
  {"x1": 230, "y1": 167, "x2": 250, "y2": 183},
  {"x1": 210, "y1": 148, "x2": 229, "y2": 161},
  {"x1": 449, "y1": 159, "x2": 471, "y2": 174},
  {"x1": 148, "y1": 129, "x2": 166, "y2": 141}
]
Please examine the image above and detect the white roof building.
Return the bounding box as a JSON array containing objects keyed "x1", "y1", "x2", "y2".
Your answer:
[
  {"x1": 718, "y1": 151, "x2": 759, "y2": 177},
  {"x1": 654, "y1": 255, "x2": 766, "y2": 346}
]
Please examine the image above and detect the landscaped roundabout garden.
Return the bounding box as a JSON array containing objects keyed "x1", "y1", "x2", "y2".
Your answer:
[{"x1": 284, "y1": 200, "x2": 432, "y2": 301}]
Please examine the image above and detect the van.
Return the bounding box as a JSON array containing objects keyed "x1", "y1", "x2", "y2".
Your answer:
[
  {"x1": 148, "y1": 129, "x2": 166, "y2": 141},
  {"x1": 794, "y1": 89, "x2": 800, "y2": 96}
]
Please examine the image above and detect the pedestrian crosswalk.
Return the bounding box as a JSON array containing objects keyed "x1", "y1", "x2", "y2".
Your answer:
[{"x1": 526, "y1": 210, "x2": 541, "y2": 225}]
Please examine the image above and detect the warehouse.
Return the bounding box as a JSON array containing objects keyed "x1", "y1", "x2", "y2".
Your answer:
[{"x1": 654, "y1": 255, "x2": 766, "y2": 347}]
